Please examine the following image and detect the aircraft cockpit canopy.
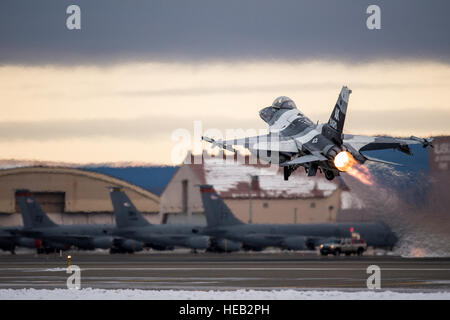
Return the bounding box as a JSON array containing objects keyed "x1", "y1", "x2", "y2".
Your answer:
[
  {"x1": 271, "y1": 96, "x2": 296, "y2": 110},
  {"x1": 259, "y1": 96, "x2": 299, "y2": 124}
]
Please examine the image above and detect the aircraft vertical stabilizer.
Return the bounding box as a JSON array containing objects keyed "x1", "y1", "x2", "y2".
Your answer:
[
  {"x1": 109, "y1": 187, "x2": 151, "y2": 228},
  {"x1": 200, "y1": 185, "x2": 244, "y2": 227},
  {"x1": 325, "y1": 86, "x2": 352, "y2": 143},
  {"x1": 16, "y1": 190, "x2": 57, "y2": 229}
]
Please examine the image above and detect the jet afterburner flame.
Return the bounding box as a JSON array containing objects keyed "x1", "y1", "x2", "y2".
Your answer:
[
  {"x1": 334, "y1": 151, "x2": 374, "y2": 185},
  {"x1": 333, "y1": 151, "x2": 356, "y2": 172}
]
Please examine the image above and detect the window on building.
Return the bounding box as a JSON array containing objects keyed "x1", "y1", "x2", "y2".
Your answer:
[
  {"x1": 263, "y1": 202, "x2": 269, "y2": 208},
  {"x1": 310, "y1": 202, "x2": 316, "y2": 208}
]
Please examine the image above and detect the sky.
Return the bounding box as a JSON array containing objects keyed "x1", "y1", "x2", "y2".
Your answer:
[{"x1": 0, "y1": 0, "x2": 449, "y2": 165}]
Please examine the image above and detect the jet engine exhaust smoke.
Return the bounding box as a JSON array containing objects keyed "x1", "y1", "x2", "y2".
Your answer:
[{"x1": 347, "y1": 164, "x2": 374, "y2": 186}]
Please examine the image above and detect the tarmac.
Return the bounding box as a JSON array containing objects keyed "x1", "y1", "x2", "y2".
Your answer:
[{"x1": 1, "y1": 251, "x2": 450, "y2": 291}]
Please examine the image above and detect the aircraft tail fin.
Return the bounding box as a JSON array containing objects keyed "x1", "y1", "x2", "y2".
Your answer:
[
  {"x1": 109, "y1": 187, "x2": 151, "y2": 228},
  {"x1": 326, "y1": 86, "x2": 352, "y2": 143},
  {"x1": 200, "y1": 185, "x2": 244, "y2": 227},
  {"x1": 16, "y1": 190, "x2": 58, "y2": 229}
]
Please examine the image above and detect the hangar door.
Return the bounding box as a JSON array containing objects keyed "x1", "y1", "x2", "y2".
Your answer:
[{"x1": 15, "y1": 192, "x2": 65, "y2": 213}]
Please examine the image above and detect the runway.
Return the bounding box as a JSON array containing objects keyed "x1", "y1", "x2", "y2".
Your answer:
[{"x1": 1, "y1": 252, "x2": 450, "y2": 291}]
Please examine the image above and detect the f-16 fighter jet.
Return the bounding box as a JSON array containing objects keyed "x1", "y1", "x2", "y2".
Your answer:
[{"x1": 203, "y1": 86, "x2": 433, "y2": 181}]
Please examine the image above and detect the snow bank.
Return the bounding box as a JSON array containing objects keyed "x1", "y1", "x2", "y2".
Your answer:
[{"x1": 1, "y1": 289, "x2": 449, "y2": 300}]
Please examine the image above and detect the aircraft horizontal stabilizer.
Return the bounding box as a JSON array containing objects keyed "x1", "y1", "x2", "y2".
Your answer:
[
  {"x1": 362, "y1": 154, "x2": 403, "y2": 166},
  {"x1": 280, "y1": 154, "x2": 327, "y2": 166},
  {"x1": 410, "y1": 136, "x2": 434, "y2": 148}
]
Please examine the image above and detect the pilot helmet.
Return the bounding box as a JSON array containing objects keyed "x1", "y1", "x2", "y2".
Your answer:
[{"x1": 271, "y1": 96, "x2": 296, "y2": 109}]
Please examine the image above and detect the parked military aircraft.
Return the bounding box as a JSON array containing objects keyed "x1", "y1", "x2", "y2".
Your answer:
[
  {"x1": 15, "y1": 190, "x2": 142, "y2": 253},
  {"x1": 197, "y1": 185, "x2": 398, "y2": 251},
  {"x1": 109, "y1": 187, "x2": 210, "y2": 251},
  {"x1": 1, "y1": 226, "x2": 80, "y2": 254},
  {"x1": 0, "y1": 227, "x2": 36, "y2": 254},
  {"x1": 202, "y1": 86, "x2": 433, "y2": 181}
]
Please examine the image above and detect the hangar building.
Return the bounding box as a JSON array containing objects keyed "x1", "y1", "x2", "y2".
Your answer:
[
  {"x1": 0, "y1": 167, "x2": 160, "y2": 227},
  {"x1": 160, "y1": 152, "x2": 350, "y2": 225}
]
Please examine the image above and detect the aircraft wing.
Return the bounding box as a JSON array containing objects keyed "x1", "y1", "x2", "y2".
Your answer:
[
  {"x1": 0, "y1": 228, "x2": 17, "y2": 239},
  {"x1": 65, "y1": 235, "x2": 101, "y2": 240},
  {"x1": 202, "y1": 134, "x2": 298, "y2": 153},
  {"x1": 243, "y1": 234, "x2": 287, "y2": 242},
  {"x1": 10, "y1": 229, "x2": 42, "y2": 237},
  {"x1": 165, "y1": 235, "x2": 199, "y2": 241},
  {"x1": 143, "y1": 234, "x2": 194, "y2": 242},
  {"x1": 6, "y1": 230, "x2": 96, "y2": 244},
  {"x1": 1, "y1": 227, "x2": 22, "y2": 235},
  {"x1": 343, "y1": 134, "x2": 433, "y2": 155}
]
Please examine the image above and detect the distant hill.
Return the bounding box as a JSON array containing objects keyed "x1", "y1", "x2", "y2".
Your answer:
[{"x1": 0, "y1": 159, "x2": 179, "y2": 197}]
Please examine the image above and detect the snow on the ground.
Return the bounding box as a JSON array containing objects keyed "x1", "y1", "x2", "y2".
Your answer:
[
  {"x1": 43, "y1": 268, "x2": 68, "y2": 272},
  {"x1": 1, "y1": 288, "x2": 449, "y2": 300}
]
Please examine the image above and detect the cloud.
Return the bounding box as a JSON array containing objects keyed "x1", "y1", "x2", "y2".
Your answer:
[
  {"x1": 0, "y1": 116, "x2": 260, "y2": 141},
  {"x1": 117, "y1": 82, "x2": 450, "y2": 97},
  {"x1": 1, "y1": 0, "x2": 450, "y2": 65},
  {"x1": 343, "y1": 109, "x2": 450, "y2": 136},
  {"x1": 0, "y1": 107, "x2": 446, "y2": 143}
]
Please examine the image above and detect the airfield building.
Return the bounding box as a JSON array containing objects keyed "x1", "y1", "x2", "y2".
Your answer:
[{"x1": 0, "y1": 167, "x2": 160, "y2": 227}]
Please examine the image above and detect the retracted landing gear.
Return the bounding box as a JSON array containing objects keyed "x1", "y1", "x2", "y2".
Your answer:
[
  {"x1": 307, "y1": 164, "x2": 318, "y2": 177},
  {"x1": 283, "y1": 167, "x2": 289, "y2": 180}
]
